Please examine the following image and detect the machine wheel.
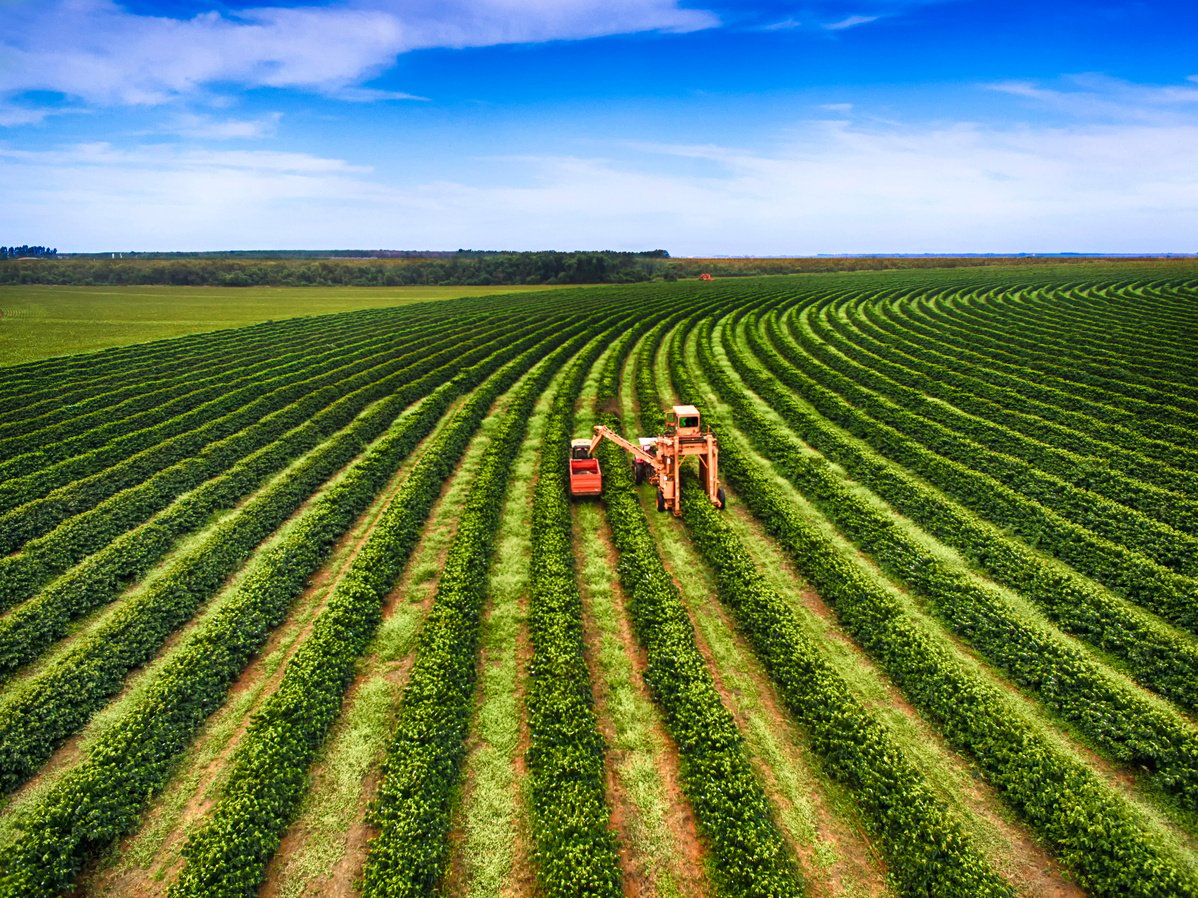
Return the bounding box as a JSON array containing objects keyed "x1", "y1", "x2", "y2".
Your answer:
[
  {"x1": 717, "y1": 486, "x2": 727, "y2": 509},
  {"x1": 656, "y1": 488, "x2": 666, "y2": 512},
  {"x1": 633, "y1": 460, "x2": 643, "y2": 485}
]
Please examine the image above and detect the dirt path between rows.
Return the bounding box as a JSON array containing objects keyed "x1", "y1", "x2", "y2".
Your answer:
[
  {"x1": 646, "y1": 500, "x2": 891, "y2": 898},
  {"x1": 259, "y1": 393, "x2": 496, "y2": 898},
  {"x1": 578, "y1": 508, "x2": 710, "y2": 898},
  {"x1": 722, "y1": 494, "x2": 1088, "y2": 898},
  {"x1": 83, "y1": 405, "x2": 454, "y2": 898}
]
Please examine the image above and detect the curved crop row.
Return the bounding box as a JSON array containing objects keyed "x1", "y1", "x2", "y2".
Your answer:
[
  {"x1": 0, "y1": 308, "x2": 375, "y2": 421},
  {"x1": 860, "y1": 297, "x2": 1198, "y2": 474},
  {"x1": 952, "y1": 281, "x2": 1198, "y2": 395},
  {"x1": 925, "y1": 290, "x2": 1198, "y2": 423},
  {"x1": 0, "y1": 315, "x2": 437, "y2": 490},
  {"x1": 799, "y1": 303, "x2": 1198, "y2": 576},
  {"x1": 0, "y1": 320, "x2": 564, "y2": 796},
  {"x1": 523, "y1": 341, "x2": 626, "y2": 896},
  {"x1": 961, "y1": 285, "x2": 1198, "y2": 399},
  {"x1": 0, "y1": 315, "x2": 513, "y2": 611},
  {"x1": 709, "y1": 314, "x2": 1198, "y2": 811},
  {"x1": 889, "y1": 286, "x2": 1198, "y2": 452},
  {"x1": 998, "y1": 283, "x2": 1198, "y2": 383},
  {"x1": 653, "y1": 324, "x2": 1014, "y2": 897},
  {"x1": 737, "y1": 312, "x2": 1198, "y2": 714},
  {"x1": 0, "y1": 307, "x2": 408, "y2": 452},
  {"x1": 0, "y1": 319, "x2": 544, "y2": 679},
  {"x1": 772, "y1": 306, "x2": 1198, "y2": 633},
  {"x1": 593, "y1": 317, "x2": 807, "y2": 898},
  {"x1": 932, "y1": 286, "x2": 1196, "y2": 398},
  {"x1": 823, "y1": 302, "x2": 1198, "y2": 528},
  {"x1": 358, "y1": 331, "x2": 604, "y2": 898},
  {"x1": 0, "y1": 316, "x2": 474, "y2": 536},
  {"x1": 850, "y1": 302, "x2": 1198, "y2": 497},
  {"x1": 881, "y1": 297, "x2": 1197, "y2": 448},
  {"x1": 681, "y1": 318, "x2": 1198, "y2": 898},
  {"x1": 0, "y1": 319, "x2": 584, "y2": 898},
  {"x1": 169, "y1": 326, "x2": 590, "y2": 898}
]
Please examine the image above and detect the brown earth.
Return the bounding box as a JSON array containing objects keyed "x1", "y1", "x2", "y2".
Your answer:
[{"x1": 578, "y1": 512, "x2": 710, "y2": 898}]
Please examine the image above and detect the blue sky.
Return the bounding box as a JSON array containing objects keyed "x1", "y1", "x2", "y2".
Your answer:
[{"x1": 2, "y1": 0, "x2": 1196, "y2": 254}]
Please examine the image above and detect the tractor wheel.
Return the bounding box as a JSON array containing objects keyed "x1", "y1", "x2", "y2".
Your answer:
[
  {"x1": 656, "y1": 488, "x2": 666, "y2": 512},
  {"x1": 717, "y1": 486, "x2": 727, "y2": 509},
  {"x1": 633, "y1": 460, "x2": 643, "y2": 485}
]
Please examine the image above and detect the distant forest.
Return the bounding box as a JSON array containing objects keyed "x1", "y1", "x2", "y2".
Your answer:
[
  {"x1": 0, "y1": 248, "x2": 1169, "y2": 287},
  {"x1": 0, "y1": 245, "x2": 58, "y2": 260},
  {"x1": 0, "y1": 250, "x2": 672, "y2": 287}
]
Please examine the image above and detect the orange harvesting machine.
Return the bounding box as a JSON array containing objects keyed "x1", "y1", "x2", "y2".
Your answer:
[{"x1": 569, "y1": 405, "x2": 725, "y2": 516}]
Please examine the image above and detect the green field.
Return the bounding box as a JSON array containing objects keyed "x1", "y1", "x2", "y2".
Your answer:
[
  {"x1": 0, "y1": 264, "x2": 1195, "y2": 898},
  {"x1": 0, "y1": 284, "x2": 554, "y2": 366}
]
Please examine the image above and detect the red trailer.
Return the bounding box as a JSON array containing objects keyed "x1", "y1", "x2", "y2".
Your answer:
[{"x1": 569, "y1": 439, "x2": 602, "y2": 498}]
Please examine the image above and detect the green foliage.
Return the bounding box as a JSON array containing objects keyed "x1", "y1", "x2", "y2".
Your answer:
[
  {"x1": 706, "y1": 313, "x2": 1198, "y2": 812},
  {"x1": 0, "y1": 318, "x2": 527, "y2": 677},
  {"x1": 523, "y1": 343, "x2": 626, "y2": 897},
  {"x1": 357, "y1": 339, "x2": 592, "y2": 898},
  {"x1": 0, "y1": 315, "x2": 489, "y2": 608},
  {"x1": 0, "y1": 251, "x2": 668, "y2": 288},
  {"x1": 0, "y1": 266, "x2": 1195, "y2": 897},
  {"x1": 791, "y1": 303, "x2": 1198, "y2": 577},
  {"x1": 170, "y1": 333, "x2": 584, "y2": 898},
  {"x1": 771, "y1": 302, "x2": 1198, "y2": 633},
  {"x1": 594, "y1": 318, "x2": 807, "y2": 898},
  {"x1": 685, "y1": 317, "x2": 1198, "y2": 898},
  {"x1": 737, "y1": 310, "x2": 1198, "y2": 714},
  {"x1": 0, "y1": 326, "x2": 574, "y2": 898},
  {"x1": 660, "y1": 327, "x2": 1014, "y2": 897},
  {"x1": 0, "y1": 323, "x2": 564, "y2": 801}
]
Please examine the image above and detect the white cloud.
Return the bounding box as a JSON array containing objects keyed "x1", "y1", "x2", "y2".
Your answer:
[
  {"x1": 5, "y1": 104, "x2": 1197, "y2": 254},
  {"x1": 0, "y1": 0, "x2": 718, "y2": 112}
]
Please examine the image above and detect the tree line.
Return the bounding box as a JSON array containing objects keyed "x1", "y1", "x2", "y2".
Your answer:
[
  {"x1": 0, "y1": 246, "x2": 57, "y2": 260},
  {"x1": 0, "y1": 251, "x2": 672, "y2": 287}
]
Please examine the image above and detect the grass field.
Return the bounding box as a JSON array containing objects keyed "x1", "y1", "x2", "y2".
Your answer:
[
  {"x1": 0, "y1": 263, "x2": 1195, "y2": 898},
  {"x1": 0, "y1": 284, "x2": 554, "y2": 366}
]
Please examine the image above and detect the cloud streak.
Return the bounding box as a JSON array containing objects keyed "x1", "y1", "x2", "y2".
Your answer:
[
  {"x1": 988, "y1": 74, "x2": 1198, "y2": 123},
  {"x1": 824, "y1": 14, "x2": 880, "y2": 30}
]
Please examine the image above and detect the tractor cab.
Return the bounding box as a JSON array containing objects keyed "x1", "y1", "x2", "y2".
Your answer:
[
  {"x1": 571, "y1": 439, "x2": 594, "y2": 460},
  {"x1": 665, "y1": 405, "x2": 702, "y2": 437}
]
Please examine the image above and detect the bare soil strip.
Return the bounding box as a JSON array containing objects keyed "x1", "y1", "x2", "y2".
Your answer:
[
  {"x1": 75, "y1": 393, "x2": 477, "y2": 896},
  {"x1": 575, "y1": 502, "x2": 709, "y2": 898},
  {"x1": 681, "y1": 324, "x2": 1089, "y2": 897},
  {"x1": 258, "y1": 391, "x2": 514, "y2": 898},
  {"x1": 444, "y1": 367, "x2": 564, "y2": 898},
  {"x1": 646, "y1": 500, "x2": 894, "y2": 898}
]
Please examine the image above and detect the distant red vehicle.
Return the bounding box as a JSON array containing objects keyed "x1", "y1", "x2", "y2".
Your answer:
[
  {"x1": 569, "y1": 439, "x2": 602, "y2": 498},
  {"x1": 699, "y1": 272, "x2": 714, "y2": 281}
]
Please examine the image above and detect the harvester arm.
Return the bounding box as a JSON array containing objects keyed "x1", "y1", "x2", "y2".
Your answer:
[{"x1": 590, "y1": 425, "x2": 659, "y2": 467}]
